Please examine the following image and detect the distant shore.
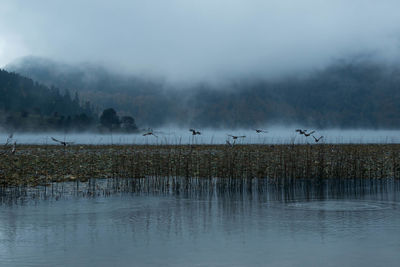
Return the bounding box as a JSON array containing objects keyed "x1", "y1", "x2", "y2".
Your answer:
[{"x1": 1, "y1": 144, "x2": 399, "y2": 187}]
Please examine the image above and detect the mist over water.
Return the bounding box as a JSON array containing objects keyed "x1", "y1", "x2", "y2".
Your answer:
[
  {"x1": 2, "y1": 2, "x2": 400, "y2": 266},
  {"x1": 2, "y1": 127, "x2": 400, "y2": 145}
]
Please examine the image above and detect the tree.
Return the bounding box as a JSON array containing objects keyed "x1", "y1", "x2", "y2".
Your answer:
[
  {"x1": 100, "y1": 108, "x2": 120, "y2": 130},
  {"x1": 120, "y1": 116, "x2": 138, "y2": 132},
  {"x1": 73, "y1": 113, "x2": 93, "y2": 131}
]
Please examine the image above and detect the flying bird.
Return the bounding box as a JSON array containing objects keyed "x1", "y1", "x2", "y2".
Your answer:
[
  {"x1": 303, "y1": 130, "x2": 316, "y2": 137},
  {"x1": 296, "y1": 129, "x2": 308, "y2": 134},
  {"x1": 296, "y1": 129, "x2": 315, "y2": 137},
  {"x1": 51, "y1": 137, "x2": 74, "y2": 147},
  {"x1": 143, "y1": 132, "x2": 158, "y2": 138},
  {"x1": 254, "y1": 129, "x2": 268, "y2": 133},
  {"x1": 295, "y1": 129, "x2": 307, "y2": 135},
  {"x1": 189, "y1": 129, "x2": 201, "y2": 135},
  {"x1": 228, "y1": 134, "x2": 246, "y2": 140},
  {"x1": 312, "y1": 135, "x2": 324, "y2": 143}
]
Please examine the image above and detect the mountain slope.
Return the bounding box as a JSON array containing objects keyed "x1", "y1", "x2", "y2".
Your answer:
[
  {"x1": 7, "y1": 56, "x2": 400, "y2": 128},
  {"x1": 0, "y1": 69, "x2": 95, "y2": 131}
]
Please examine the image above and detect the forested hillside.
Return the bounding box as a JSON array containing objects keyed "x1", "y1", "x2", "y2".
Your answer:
[
  {"x1": 0, "y1": 69, "x2": 95, "y2": 131},
  {"x1": 7, "y1": 57, "x2": 400, "y2": 128}
]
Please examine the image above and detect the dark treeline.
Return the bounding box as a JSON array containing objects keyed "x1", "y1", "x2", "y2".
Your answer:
[
  {"x1": 0, "y1": 69, "x2": 138, "y2": 132},
  {"x1": 7, "y1": 57, "x2": 400, "y2": 128}
]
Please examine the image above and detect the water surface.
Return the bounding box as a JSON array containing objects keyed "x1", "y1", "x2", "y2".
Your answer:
[{"x1": 1, "y1": 179, "x2": 399, "y2": 266}]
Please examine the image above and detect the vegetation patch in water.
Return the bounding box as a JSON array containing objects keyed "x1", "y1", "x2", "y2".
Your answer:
[{"x1": 0, "y1": 144, "x2": 399, "y2": 188}]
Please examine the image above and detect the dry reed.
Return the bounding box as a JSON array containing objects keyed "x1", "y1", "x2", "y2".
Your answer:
[{"x1": 0, "y1": 144, "x2": 399, "y2": 188}]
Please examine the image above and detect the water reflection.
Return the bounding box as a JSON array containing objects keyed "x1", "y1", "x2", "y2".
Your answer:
[{"x1": 0, "y1": 178, "x2": 400, "y2": 266}]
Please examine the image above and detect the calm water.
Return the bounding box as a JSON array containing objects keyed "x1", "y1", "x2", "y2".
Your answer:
[{"x1": 1, "y1": 179, "x2": 400, "y2": 266}]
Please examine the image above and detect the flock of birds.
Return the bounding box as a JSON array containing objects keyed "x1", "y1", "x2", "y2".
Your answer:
[
  {"x1": 295, "y1": 129, "x2": 324, "y2": 142},
  {"x1": 1, "y1": 128, "x2": 324, "y2": 153},
  {"x1": 141, "y1": 127, "x2": 323, "y2": 146}
]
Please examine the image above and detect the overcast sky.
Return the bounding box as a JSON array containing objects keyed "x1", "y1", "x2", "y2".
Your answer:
[{"x1": 1, "y1": 0, "x2": 400, "y2": 82}]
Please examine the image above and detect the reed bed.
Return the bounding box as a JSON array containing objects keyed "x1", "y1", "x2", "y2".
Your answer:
[
  {"x1": 0, "y1": 143, "x2": 399, "y2": 189},
  {"x1": 1, "y1": 176, "x2": 398, "y2": 204}
]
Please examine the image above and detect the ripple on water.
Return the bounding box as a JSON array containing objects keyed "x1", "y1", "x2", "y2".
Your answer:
[{"x1": 285, "y1": 200, "x2": 398, "y2": 212}]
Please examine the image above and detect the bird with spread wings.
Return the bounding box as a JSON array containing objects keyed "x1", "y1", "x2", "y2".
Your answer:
[
  {"x1": 228, "y1": 134, "x2": 246, "y2": 140},
  {"x1": 312, "y1": 135, "x2": 324, "y2": 143},
  {"x1": 51, "y1": 137, "x2": 74, "y2": 146},
  {"x1": 189, "y1": 129, "x2": 201, "y2": 135}
]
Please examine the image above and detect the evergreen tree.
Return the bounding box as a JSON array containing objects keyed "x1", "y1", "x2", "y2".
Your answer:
[
  {"x1": 100, "y1": 108, "x2": 120, "y2": 130},
  {"x1": 121, "y1": 116, "x2": 138, "y2": 131}
]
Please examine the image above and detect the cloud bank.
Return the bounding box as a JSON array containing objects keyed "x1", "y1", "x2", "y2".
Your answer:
[{"x1": 1, "y1": 0, "x2": 400, "y2": 82}]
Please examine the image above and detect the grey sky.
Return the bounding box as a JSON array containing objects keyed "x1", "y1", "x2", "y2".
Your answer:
[{"x1": 1, "y1": 0, "x2": 400, "y2": 82}]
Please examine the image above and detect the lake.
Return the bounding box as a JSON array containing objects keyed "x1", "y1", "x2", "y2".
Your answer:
[{"x1": 1, "y1": 178, "x2": 399, "y2": 266}]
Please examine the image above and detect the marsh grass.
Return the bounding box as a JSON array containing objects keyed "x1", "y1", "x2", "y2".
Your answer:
[{"x1": 0, "y1": 143, "x2": 399, "y2": 190}]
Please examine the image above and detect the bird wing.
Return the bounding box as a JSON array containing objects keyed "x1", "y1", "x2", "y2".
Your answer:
[{"x1": 51, "y1": 137, "x2": 62, "y2": 143}]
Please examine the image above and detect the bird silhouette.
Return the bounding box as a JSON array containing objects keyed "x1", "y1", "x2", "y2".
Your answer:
[
  {"x1": 189, "y1": 129, "x2": 201, "y2": 135},
  {"x1": 296, "y1": 129, "x2": 316, "y2": 137},
  {"x1": 303, "y1": 130, "x2": 315, "y2": 137},
  {"x1": 295, "y1": 129, "x2": 307, "y2": 135},
  {"x1": 254, "y1": 129, "x2": 268, "y2": 133},
  {"x1": 312, "y1": 135, "x2": 324, "y2": 142},
  {"x1": 51, "y1": 137, "x2": 74, "y2": 147},
  {"x1": 228, "y1": 134, "x2": 246, "y2": 140},
  {"x1": 143, "y1": 132, "x2": 158, "y2": 138}
]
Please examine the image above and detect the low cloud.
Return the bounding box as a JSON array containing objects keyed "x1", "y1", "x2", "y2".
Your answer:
[{"x1": 1, "y1": 0, "x2": 400, "y2": 82}]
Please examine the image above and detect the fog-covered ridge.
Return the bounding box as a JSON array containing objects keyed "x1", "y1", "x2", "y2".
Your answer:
[
  {"x1": 7, "y1": 56, "x2": 400, "y2": 129},
  {"x1": 2, "y1": 1, "x2": 400, "y2": 81}
]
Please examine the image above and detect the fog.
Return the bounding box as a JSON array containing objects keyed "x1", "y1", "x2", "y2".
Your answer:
[
  {"x1": 1, "y1": 0, "x2": 400, "y2": 82},
  {"x1": 3, "y1": 127, "x2": 400, "y2": 145}
]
